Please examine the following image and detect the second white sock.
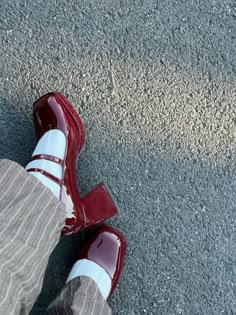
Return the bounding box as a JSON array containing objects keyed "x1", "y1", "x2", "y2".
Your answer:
[{"x1": 66, "y1": 259, "x2": 112, "y2": 300}]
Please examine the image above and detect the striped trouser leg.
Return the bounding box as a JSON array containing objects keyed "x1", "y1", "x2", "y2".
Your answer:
[
  {"x1": 46, "y1": 276, "x2": 112, "y2": 315},
  {"x1": 0, "y1": 159, "x2": 66, "y2": 315}
]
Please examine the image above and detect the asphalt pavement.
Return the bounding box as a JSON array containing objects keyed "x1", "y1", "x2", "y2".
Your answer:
[{"x1": 0, "y1": 0, "x2": 236, "y2": 314}]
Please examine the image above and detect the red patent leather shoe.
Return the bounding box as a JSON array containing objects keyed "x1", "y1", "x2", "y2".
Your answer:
[
  {"x1": 67, "y1": 224, "x2": 126, "y2": 300},
  {"x1": 26, "y1": 92, "x2": 118, "y2": 235},
  {"x1": 81, "y1": 224, "x2": 126, "y2": 299}
]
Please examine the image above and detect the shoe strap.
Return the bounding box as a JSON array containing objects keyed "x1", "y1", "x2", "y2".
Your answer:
[
  {"x1": 31, "y1": 154, "x2": 64, "y2": 165},
  {"x1": 26, "y1": 168, "x2": 62, "y2": 185}
]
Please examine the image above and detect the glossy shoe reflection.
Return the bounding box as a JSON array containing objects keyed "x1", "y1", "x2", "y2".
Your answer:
[
  {"x1": 26, "y1": 92, "x2": 118, "y2": 235},
  {"x1": 67, "y1": 224, "x2": 126, "y2": 300}
]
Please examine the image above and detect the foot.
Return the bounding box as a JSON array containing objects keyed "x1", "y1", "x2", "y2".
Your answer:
[
  {"x1": 66, "y1": 224, "x2": 126, "y2": 300},
  {"x1": 26, "y1": 92, "x2": 118, "y2": 235}
]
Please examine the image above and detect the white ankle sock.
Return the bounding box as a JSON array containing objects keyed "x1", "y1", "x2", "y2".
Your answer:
[
  {"x1": 31, "y1": 129, "x2": 66, "y2": 159},
  {"x1": 66, "y1": 259, "x2": 112, "y2": 300},
  {"x1": 25, "y1": 129, "x2": 66, "y2": 200},
  {"x1": 26, "y1": 129, "x2": 75, "y2": 219}
]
